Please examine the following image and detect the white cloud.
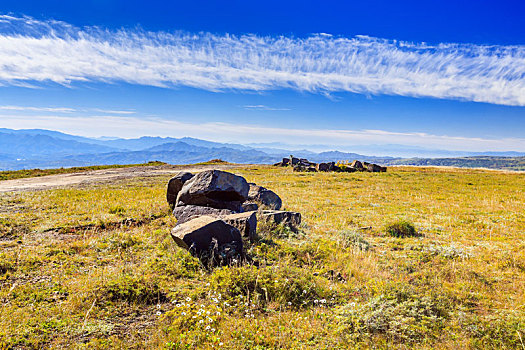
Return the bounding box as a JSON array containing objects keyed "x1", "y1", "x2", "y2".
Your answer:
[
  {"x1": 0, "y1": 105, "x2": 136, "y2": 115},
  {"x1": 0, "y1": 105, "x2": 76, "y2": 113},
  {"x1": 243, "y1": 105, "x2": 291, "y2": 111},
  {"x1": 91, "y1": 108, "x2": 135, "y2": 114},
  {"x1": 1, "y1": 114, "x2": 524, "y2": 152},
  {"x1": 0, "y1": 15, "x2": 523, "y2": 106}
]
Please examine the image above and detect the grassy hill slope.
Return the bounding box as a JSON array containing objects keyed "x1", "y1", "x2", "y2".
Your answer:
[{"x1": 0, "y1": 165, "x2": 524, "y2": 348}]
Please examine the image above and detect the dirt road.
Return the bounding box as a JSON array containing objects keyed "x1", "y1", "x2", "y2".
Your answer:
[{"x1": 0, "y1": 164, "x2": 243, "y2": 193}]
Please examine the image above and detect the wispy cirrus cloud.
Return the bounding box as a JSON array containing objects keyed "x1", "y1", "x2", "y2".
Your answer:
[
  {"x1": 0, "y1": 105, "x2": 135, "y2": 115},
  {"x1": 91, "y1": 108, "x2": 135, "y2": 115},
  {"x1": 243, "y1": 105, "x2": 291, "y2": 111},
  {"x1": 0, "y1": 105, "x2": 76, "y2": 113},
  {"x1": 0, "y1": 15, "x2": 524, "y2": 106}
]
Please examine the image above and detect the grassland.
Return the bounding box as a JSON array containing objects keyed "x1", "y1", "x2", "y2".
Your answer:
[
  {"x1": 0, "y1": 161, "x2": 166, "y2": 181},
  {"x1": 0, "y1": 165, "x2": 524, "y2": 349}
]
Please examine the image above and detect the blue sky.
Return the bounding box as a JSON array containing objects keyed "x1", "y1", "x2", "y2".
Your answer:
[{"x1": 0, "y1": 0, "x2": 524, "y2": 152}]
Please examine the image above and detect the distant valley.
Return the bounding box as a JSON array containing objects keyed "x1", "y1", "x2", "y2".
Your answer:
[{"x1": 0, "y1": 128, "x2": 523, "y2": 171}]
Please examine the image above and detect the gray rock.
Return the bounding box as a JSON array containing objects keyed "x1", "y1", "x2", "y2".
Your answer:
[
  {"x1": 241, "y1": 202, "x2": 259, "y2": 212},
  {"x1": 350, "y1": 160, "x2": 364, "y2": 169},
  {"x1": 166, "y1": 172, "x2": 194, "y2": 206},
  {"x1": 316, "y1": 163, "x2": 331, "y2": 171},
  {"x1": 290, "y1": 156, "x2": 300, "y2": 165},
  {"x1": 176, "y1": 170, "x2": 249, "y2": 211},
  {"x1": 173, "y1": 205, "x2": 234, "y2": 224},
  {"x1": 293, "y1": 165, "x2": 317, "y2": 172},
  {"x1": 261, "y1": 210, "x2": 301, "y2": 227},
  {"x1": 171, "y1": 216, "x2": 243, "y2": 264},
  {"x1": 366, "y1": 163, "x2": 383, "y2": 172},
  {"x1": 247, "y1": 183, "x2": 282, "y2": 210},
  {"x1": 222, "y1": 211, "x2": 257, "y2": 241}
]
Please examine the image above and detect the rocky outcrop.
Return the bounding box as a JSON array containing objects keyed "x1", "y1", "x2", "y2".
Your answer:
[
  {"x1": 176, "y1": 170, "x2": 249, "y2": 211},
  {"x1": 275, "y1": 155, "x2": 387, "y2": 173},
  {"x1": 168, "y1": 169, "x2": 299, "y2": 266},
  {"x1": 247, "y1": 183, "x2": 282, "y2": 210}
]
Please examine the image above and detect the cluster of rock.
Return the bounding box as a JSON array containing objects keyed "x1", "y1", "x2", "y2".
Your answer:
[
  {"x1": 167, "y1": 170, "x2": 301, "y2": 266},
  {"x1": 274, "y1": 156, "x2": 386, "y2": 173}
]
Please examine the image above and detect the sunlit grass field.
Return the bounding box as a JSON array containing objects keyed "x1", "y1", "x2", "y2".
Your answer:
[{"x1": 1, "y1": 165, "x2": 524, "y2": 349}]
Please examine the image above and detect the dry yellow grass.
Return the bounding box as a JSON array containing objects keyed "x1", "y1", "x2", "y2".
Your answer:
[{"x1": 0, "y1": 165, "x2": 523, "y2": 349}]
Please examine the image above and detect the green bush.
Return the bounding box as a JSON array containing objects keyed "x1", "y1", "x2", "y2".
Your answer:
[{"x1": 384, "y1": 220, "x2": 420, "y2": 238}]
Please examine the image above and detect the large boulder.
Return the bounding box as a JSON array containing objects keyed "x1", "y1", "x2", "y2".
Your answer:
[
  {"x1": 166, "y1": 172, "x2": 194, "y2": 206},
  {"x1": 261, "y1": 210, "x2": 301, "y2": 227},
  {"x1": 176, "y1": 170, "x2": 249, "y2": 211},
  {"x1": 222, "y1": 211, "x2": 257, "y2": 241},
  {"x1": 316, "y1": 163, "x2": 329, "y2": 172},
  {"x1": 247, "y1": 183, "x2": 282, "y2": 210},
  {"x1": 274, "y1": 158, "x2": 290, "y2": 167},
  {"x1": 350, "y1": 160, "x2": 364, "y2": 170},
  {"x1": 366, "y1": 163, "x2": 383, "y2": 172},
  {"x1": 173, "y1": 205, "x2": 234, "y2": 224},
  {"x1": 171, "y1": 216, "x2": 243, "y2": 265}
]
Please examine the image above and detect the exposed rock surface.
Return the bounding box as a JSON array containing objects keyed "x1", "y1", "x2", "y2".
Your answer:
[
  {"x1": 366, "y1": 163, "x2": 385, "y2": 172},
  {"x1": 350, "y1": 160, "x2": 364, "y2": 169},
  {"x1": 241, "y1": 202, "x2": 259, "y2": 212},
  {"x1": 247, "y1": 183, "x2": 282, "y2": 210},
  {"x1": 176, "y1": 170, "x2": 249, "y2": 211},
  {"x1": 173, "y1": 205, "x2": 234, "y2": 224},
  {"x1": 166, "y1": 172, "x2": 194, "y2": 206},
  {"x1": 171, "y1": 216, "x2": 243, "y2": 265},
  {"x1": 222, "y1": 211, "x2": 257, "y2": 241}
]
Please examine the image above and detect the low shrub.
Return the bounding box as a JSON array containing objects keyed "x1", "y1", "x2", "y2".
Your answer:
[
  {"x1": 384, "y1": 220, "x2": 420, "y2": 238},
  {"x1": 208, "y1": 265, "x2": 328, "y2": 308},
  {"x1": 97, "y1": 274, "x2": 164, "y2": 305},
  {"x1": 336, "y1": 286, "x2": 449, "y2": 343},
  {"x1": 338, "y1": 230, "x2": 371, "y2": 251}
]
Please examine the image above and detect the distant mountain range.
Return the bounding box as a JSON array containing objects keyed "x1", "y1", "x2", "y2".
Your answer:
[{"x1": 0, "y1": 128, "x2": 523, "y2": 171}]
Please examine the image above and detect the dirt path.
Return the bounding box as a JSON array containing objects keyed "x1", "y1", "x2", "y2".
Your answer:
[{"x1": 0, "y1": 164, "x2": 243, "y2": 193}]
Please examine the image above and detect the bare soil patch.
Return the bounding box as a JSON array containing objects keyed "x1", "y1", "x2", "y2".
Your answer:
[{"x1": 0, "y1": 164, "x2": 243, "y2": 193}]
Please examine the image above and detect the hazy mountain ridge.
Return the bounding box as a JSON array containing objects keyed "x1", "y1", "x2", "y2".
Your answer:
[{"x1": 0, "y1": 128, "x2": 523, "y2": 171}]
